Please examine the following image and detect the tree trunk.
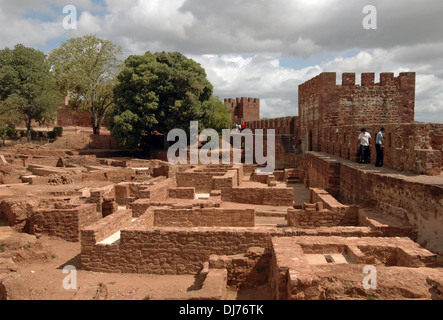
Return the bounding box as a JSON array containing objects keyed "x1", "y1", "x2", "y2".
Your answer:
[
  {"x1": 92, "y1": 116, "x2": 100, "y2": 135},
  {"x1": 26, "y1": 120, "x2": 32, "y2": 143}
]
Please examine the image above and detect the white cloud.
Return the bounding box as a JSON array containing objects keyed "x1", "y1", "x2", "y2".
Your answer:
[
  {"x1": 0, "y1": 0, "x2": 442, "y2": 122},
  {"x1": 192, "y1": 54, "x2": 322, "y2": 118}
]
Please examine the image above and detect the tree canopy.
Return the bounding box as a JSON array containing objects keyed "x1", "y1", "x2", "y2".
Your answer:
[
  {"x1": 49, "y1": 35, "x2": 122, "y2": 134},
  {"x1": 0, "y1": 44, "x2": 60, "y2": 141},
  {"x1": 109, "y1": 51, "x2": 231, "y2": 148}
]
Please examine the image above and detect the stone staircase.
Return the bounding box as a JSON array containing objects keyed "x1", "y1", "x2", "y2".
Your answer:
[{"x1": 285, "y1": 168, "x2": 304, "y2": 184}]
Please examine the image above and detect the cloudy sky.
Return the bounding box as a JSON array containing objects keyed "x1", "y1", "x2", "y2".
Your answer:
[{"x1": 1, "y1": 0, "x2": 443, "y2": 122}]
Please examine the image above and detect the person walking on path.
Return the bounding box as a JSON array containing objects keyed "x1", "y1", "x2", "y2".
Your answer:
[{"x1": 375, "y1": 127, "x2": 385, "y2": 167}]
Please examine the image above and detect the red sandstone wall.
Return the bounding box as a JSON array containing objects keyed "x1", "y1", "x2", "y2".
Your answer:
[
  {"x1": 221, "y1": 187, "x2": 294, "y2": 206},
  {"x1": 322, "y1": 123, "x2": 442, "y2": 175},
  {"x1": 176, "y1": 171, "x2": 225, "y2": 193},
  {"x1": 242, "y1": 118, "x2": 302, "y2": 169},
  {"x1": 213, "y1": 170, "x2": 238, "y2": 190},
  {"x1": 306, "y1": 152, "x2": 443, "y2": 255},
  {"x1": 81, "y1": 227, "x2": 277, "y2": 275},
  {"x1": 299, "y1": 72, "x2": 416, "y2": 153},
  {"x1": 57, "y1": 103, "x2": 92, "y2": 127},
  {"x1": 89, "y1": 135, "x2": 120, "y2": 150},
  {"x1": 31, "y1": 203, "x2": 98, "y2": 242},
  {"x1": 225, "y1": 97, "x2": 260, "y2": 124},
  {"x1": 153, "y1": 208, "x2": 255, "y2": 228},
  {"x1": 168, "y1": 187, "x2": 195, "y2": 199}
]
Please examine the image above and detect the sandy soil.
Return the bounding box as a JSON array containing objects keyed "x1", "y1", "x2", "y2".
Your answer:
[{"x1": 3, "y1": 235, "x2": 216, "y2": 300}]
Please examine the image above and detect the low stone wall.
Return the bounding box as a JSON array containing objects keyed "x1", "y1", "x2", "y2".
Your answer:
[
  {"x1": 153, "y1": 208, "x2": 255, "y2": 228},
  {"x1": 270, "y1": 236, "x2": 437, "y2": 300},
  {"x1": 80, "y1": 209, "x2": 133, "y2": 245},
  {"x1": 114, "y1": 178, "x2": 173, "y2": 205},
  {"x1": 81, "y1": 226, "x2": 279, "y2": 275},
  {"x1": 287, "y1": 207, "x2": 358, "y2": 228},
  {"x1": 81, "y1": 168, "x2": 135, "y2": 183},
  {"x1": 213, "y1": 170, "x2": 238, "y2": 190},
  {"x1": 176, "y1": 171, "x2": 225, "y2": 193},
  {"x1": 221, "y1": 187, "x2": 294, "y2": 206},
  {"x1": 0, "y1": 198, "x2": 40, "y2": 231},
  {"x1": 138, "y1": 179, "x2": 173, "y2": 201},
  {"x1": 287, "y1": 188, "x2": 359, "y2": 228},
  {"x1": 31, "y1": 203, "x2": 99, "y2": 242},
  {"x1": 209, "y1": 247, "x2": 271, "y2": 289},
  {"x1": 90, "y1": 185, "x2": 115, "y2": 213},
  {"x1": 89, "y1": 134, "x2": 120, "y2": 150},
  {"x1": 306, "y1": 152, "x2": 443, "y2": 255},
  {"x1": 270, "y1": 238, "x2": 315, "y2": 300},
  {"x1": 168, "y1": 187, "x2": 195, "y2": 199}
]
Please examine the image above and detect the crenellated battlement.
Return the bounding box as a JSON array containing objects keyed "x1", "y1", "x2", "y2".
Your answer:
[
  {"x1": 298, "y1": 71, "x2": 416, "y2": 154},
  {"x1": 224, "y1": 97, "x2": 260, "y2": 123},
  {"x1": 300, "y1": 72, "x2": 416, "y2": 88}
]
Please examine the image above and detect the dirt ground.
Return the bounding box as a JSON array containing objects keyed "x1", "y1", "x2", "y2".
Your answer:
[{"x1": 1, "y1": 233, "x2": 218, "y2": 300}]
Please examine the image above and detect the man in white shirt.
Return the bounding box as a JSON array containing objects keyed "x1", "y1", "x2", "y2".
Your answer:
[
  {"x1": 358, "y1": 128, "x2": 372, "y2": 164},
  {"x1": 375, "y1": 127, "x2": 385, "y2": 167}
]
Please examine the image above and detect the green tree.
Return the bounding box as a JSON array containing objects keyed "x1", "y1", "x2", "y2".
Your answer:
[
  {"x1": 49, "y1": 35, "x2": 122, "y2": 134},
  {"x1": 109, "y1": 51, "x2": 231, "y2": 148},
  {"x1": 205, "y1": 96, "x2": 233, "y2": 134},
  {"x1": 0, "y1": 44, "x2": 60, "y2": 142}
]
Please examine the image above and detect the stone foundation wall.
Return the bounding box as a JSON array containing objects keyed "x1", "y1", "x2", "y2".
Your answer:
[
  {"x1": 81, "y1": 226, "x2": 279, "y2": 275},
  {"x1": 168, "y1": 187, "x2": 195, "y2": 199},
  {"x1": 31, "y1": 203, "x2": 99, "y2": 242},
  {"x1": 153, "y1": 208, "x2": 255, "y2": 228},
  {"x1": 306, "y1": 152, "x2": 443, "y2": 254},
  {"x1": 213, "y1": 170, "x2": 238, "y2": 190},
  {"x1": 286, "y1": 187, "x2": 360, "y2": 228},
  {"x1": 176, "y1": 171, "x2": 225, "y2": 193},
  {"x1": 89, "y1": 134, "x2": 120, "y2": 150},
  {"x1": 221, "y1": 187, "x2": 294, "y2": 206},
  {"x1": 287, "y1": 207, "x2": 358, "y2": 229},
  {"x1": 270, "y1": 236, "x2": 437, "y2": 300}
]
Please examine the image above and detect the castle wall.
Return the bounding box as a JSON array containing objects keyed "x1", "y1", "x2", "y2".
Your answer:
[
  {"x1": 305, "y1": 152, "x2": 443, "y2": 255},
  {"x1": 298, "y1": 72, "x2": 416, "y2": 153},
  {"x1": 225, "y1": 97, "x2": 260, "y2": 124},
  {"x1": 236, "y1": 72, "x2": 442, "y2": 175}
]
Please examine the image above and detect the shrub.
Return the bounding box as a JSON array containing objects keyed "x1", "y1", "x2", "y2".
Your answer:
[
  {"x1": 30, "y1": 129, "x2": 38, "y2": 140},
  {"x1": 47, "y1": 131, "x2": 57, "y2": 140},
  {"x1": 6, "y1": 126, "x2": 17, "y2": 140},
  {"x1": 53, "y1": 126, "x2": 63, "y2": 137}
]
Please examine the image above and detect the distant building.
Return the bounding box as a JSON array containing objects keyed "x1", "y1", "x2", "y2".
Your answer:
[
  {"x1": 57, "y1": 96, "x2": 92, "y2": 127},
  {"x1": 224, "y1": 97, "x2": 260, "y2": 124}
]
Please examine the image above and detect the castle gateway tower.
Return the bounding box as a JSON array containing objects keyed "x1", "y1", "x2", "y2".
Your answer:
[
  {"x1": 224, "y1": 97, "x2": 260, "y2": 124},
  {"x1": 298, "y1": 72, "x2": 415, "y2": 153}
]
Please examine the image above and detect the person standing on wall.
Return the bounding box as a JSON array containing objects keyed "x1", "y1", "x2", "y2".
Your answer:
[
  {"x1": 293, "y1": 136, "x2": 298, "y2": 154},
  {"x1": 375, "y1": 127, "x2": 385, "y2": 167},
  {"x1": 358, "y1": 128, "x2": 372, "y2": 164}
]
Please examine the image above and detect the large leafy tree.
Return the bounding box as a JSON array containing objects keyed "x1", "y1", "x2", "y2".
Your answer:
[
  {"x1": 0, "y1": 44, "x2": 61, "y2": 142},
  {"x1": 109, "y1": 51, "x2": 231, "y2": 148},
  {"x1": 49, "y1": 35, "x2": 122, "y2": 134}
]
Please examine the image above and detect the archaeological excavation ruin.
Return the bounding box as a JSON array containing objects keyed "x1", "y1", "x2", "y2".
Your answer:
[{"x1": 1, "y1": 72, "x2": 442, "y2": 300}]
